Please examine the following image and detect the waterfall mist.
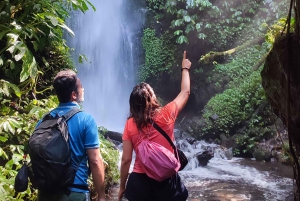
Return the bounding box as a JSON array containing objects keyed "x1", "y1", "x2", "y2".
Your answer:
[{"x1": 67, "y1": 0, "x2": 145, "y2": 132}]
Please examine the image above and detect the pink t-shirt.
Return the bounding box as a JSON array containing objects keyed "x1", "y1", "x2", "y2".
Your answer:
[{"x1": 122, "y1": 101, "x2": 179, "y2": 173}]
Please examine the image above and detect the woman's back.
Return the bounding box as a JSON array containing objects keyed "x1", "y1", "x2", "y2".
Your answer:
[{"x1": 123, "y1": 101, "x2": 179, "y2": 173}]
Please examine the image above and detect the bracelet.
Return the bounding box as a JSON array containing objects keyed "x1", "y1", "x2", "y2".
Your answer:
[{"x1": 181, "y1": 68, "x2": 190, "y2": 72}]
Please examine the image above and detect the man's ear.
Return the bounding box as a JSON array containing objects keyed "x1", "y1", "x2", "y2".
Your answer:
[{"x1": 70, "y1": 91, "x2": 77, "y2": 101}]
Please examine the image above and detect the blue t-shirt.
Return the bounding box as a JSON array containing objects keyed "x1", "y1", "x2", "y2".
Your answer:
[{"x1": 36, "y1": 102, "x2": 99, "y2": 193}]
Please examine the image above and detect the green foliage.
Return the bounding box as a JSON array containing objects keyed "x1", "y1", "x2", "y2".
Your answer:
[
  {"x1": 0, "y1": 153, "x2": 38, "y2": 201},
  {"x1": 99, "y1": 134, "x2": 120, "y2": 191},
  {"x1": 281, "y1": 142, "x2": 293, "y2": 165},
  {"x1": 140, "y1": 28, "x2": 177, "y2": 81},
  {"x1": 200, "y1": 43, "x2": 275, "y2": 153},
  {"x1": 146, "y1": 0, "x2": 165, "y2": 10},
  {"x1": 0, "y1": 0, "x2": 94, "y2": 97},
  {"x1": 0, "y1": 94, "x2": 58, "y2": 200},
  {"x1": 263, "y1": 17, "x2": 294, "y2": 49},
  {"x1": 0, "y1": 0, "x2": 120, "y2": 199},
  {"x1": 89, "y1": 126, "x2": 120, "y2": 193},
  {"x1": 203, "y1": 70, "x2": 266, "y2": 133},
  {"x1": 147, "y1": 0, "x2": 289, "y2": 47}
]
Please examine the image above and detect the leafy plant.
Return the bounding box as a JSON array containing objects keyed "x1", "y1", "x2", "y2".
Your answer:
[
  {"x1": 140, "y1": 28, "x2": 177, "y2": 81},
  {"x1": 0, "y1": 0, "x2": 121, "y2": 200},
  {"x1": 147, "y1": 0, "x2": 289, "y2": 48}
]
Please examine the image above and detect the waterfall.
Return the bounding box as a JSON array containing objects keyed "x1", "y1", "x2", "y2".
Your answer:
[{"x1": 67, "y1": 0, "x2": 145, "y2": 132}]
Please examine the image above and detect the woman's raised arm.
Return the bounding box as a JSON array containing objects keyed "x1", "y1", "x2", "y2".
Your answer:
[{"x1": 173, "y1": 51, "x2": 191, "y2": 112}]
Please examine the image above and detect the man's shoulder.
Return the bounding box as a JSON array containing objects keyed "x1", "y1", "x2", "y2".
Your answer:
[{"x1": 73, "y1": 110, "x2": 96, "y2": 122}]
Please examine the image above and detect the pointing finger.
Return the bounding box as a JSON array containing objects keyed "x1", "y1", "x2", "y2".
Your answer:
[{"x1": 183, "y1": 51, "x2": 186, "y2": 60}]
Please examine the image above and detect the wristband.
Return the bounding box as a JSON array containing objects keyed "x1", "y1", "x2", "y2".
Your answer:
[{"x1": 181, "y1": 68, "x2": 190, "y2": 72}]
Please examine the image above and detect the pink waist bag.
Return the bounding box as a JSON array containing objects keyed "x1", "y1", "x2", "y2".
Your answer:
[{"x1": 137, "y1": 139, "x2": 180, "y2": 181}]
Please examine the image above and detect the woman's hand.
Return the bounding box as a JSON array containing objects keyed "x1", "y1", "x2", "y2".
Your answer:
[
  {"x1": 118, "y1": 187, "x2": 126, "y2": 201},
  {"x1": 182, "y1": 51, "x2": 191, "y2": 70}
]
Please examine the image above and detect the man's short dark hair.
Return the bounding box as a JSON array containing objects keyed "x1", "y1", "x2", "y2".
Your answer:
[{"x1": 53, "y1": 70, "x2": 78, "y2": 103}]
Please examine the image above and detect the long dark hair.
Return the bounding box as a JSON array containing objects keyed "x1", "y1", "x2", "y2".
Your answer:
[{"x1": 129, "y1": 82, "x2": 161, "y2": 130}]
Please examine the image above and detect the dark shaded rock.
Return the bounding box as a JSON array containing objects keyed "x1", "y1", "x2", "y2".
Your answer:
[
  {"x1": 220, "y1": 133, "x2": 236, "y2": 149},
  {"x1": 179, "y1": 116, "x2": 219, "y2": 140},
  {"x1": 174, "y1": 129, "x2": 182, "y2": 139},
  {"x1": 104, "y1": 131, "x2": 123, "y2": 143},
  {"x1": 196, "y1": 151, "x2": 213, "y2": 166},
  {"x1": 224, "y1": 147, "x2": 233, "y2": 160},
  {"x1": 253, "y1": 147, "x2": 272, "y2": 162},
  {"x1": 214, "y1": 147, "x2": 233, "y2": 160},
  {"x1": 261, "y1": 33, "x2": 300, "y2": 149}
]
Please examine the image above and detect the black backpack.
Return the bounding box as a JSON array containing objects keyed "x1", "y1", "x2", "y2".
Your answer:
[{"x1": 28, "y1": 108, "x2": 82, "y2": 193}]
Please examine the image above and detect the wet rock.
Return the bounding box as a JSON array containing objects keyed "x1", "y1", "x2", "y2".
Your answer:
[
  {"x1": 224, "y1": 147, "x2": 233, "y2": 160},
  {"x1": 105, "y1": 131, "x2": 123, "y2": 143},
  {"x1": 196, "y1": 151, "x2": 214, "y2": 166},
  {"x1": 174, "y1": 129, "x2": 182, "y2": 138},
  {"x1": 214, "y1": 147, "x2": 233, "y2": 160},
  {"x1": 220, "y1": 133, "x2": 236, "y2": 149},
  {"x1": 253, "y1": 147, "x2": 272, "y2": 162}
]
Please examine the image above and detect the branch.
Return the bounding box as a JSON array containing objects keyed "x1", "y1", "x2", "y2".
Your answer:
[
  {"x1": 35, "y1": 86, "x2": 53, "y2": 94},
  {"x1": 199, "y1": 37, "x2": 263, "y2": 63}
]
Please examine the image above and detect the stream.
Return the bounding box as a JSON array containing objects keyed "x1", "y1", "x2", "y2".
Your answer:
[
  {"x1": 110, "y1": 138, "x2": 294, "y2": 201},
  {"x1": 181, "y1": 157, "x2": 293, "y2": 201}
]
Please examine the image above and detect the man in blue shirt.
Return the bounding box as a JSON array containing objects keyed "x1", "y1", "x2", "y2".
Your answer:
[{"x1": 37, "y1": 70, "x2": 106, "y2": 201}]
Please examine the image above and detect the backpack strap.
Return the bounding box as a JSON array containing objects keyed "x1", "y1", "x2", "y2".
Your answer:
[
  {"x1": 152, "y1": 121, "x2": 179, "y2": 159},
  {"x1": 62, "y1": 108, "x2": 82, "y2": 121}
]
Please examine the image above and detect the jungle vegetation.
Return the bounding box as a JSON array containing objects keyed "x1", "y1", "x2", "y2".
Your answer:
[
  {"x1": 141, "y1": 0, "x2": 289, "y2": 157},
  {"x1": 0, "y1": 0, "x2": 118, "y2": 200},
  {"x1": 142, "y1": 0, "x2": 299, "y2": 198},
  {"x1": 0, "y1": 0, "x2": 299, "y2": 200}
]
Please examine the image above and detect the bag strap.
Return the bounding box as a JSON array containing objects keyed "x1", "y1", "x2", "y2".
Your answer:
[
  {"x1": 62, "y1": 108, "x2": 82, "y2": 121},
  {"x1": 152, "y1": 121, "x2": 179, "y2": 159}
]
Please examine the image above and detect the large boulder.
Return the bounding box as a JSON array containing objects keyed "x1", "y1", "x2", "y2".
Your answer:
[
  {"x1": 104, "y1": 131, "x2": 123, "y2": 143},
  {"x1": 196, "y1": 151, "x2": 214, "y2": 166},
  {"x1": 261, "y1": 33, "x2": 300, "y2": 153}
]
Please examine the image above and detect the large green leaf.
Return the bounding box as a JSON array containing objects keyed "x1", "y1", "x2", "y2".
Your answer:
[
  {"x1": 47, "y1": 16, "x2": 58, "y2": 26},
  {"x1": 20, "y1": 51, "x2": 37, "y2": 82},
  {"x1": 14, "y1": 46, "x2": 26, "y2": 61},
  {"x1": 28, "y1": 57, "x2": 37, "y2": 78},
  {"x1": 0, "y1": 80, "x2": 21, "y2": 97},
  {"x1": 0, "y1": 81, "x2": 10, "y2": 96},
  {"x1": 8, "y1": 118, "x2": 21, "y2": 129}
]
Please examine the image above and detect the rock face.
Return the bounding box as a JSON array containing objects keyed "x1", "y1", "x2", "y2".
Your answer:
[
  {"x1": 261, "y1": 33, "x2": 300, "y2": 152},
  {"x1": 105, "y1": 131, "x2": 123, "y2": 143}
]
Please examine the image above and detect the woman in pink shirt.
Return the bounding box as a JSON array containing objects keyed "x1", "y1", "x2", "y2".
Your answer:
[{"x1": 118, "y1": 51, "x2": 191, "y2": 201}]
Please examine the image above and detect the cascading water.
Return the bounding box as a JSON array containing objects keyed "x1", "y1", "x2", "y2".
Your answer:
[{"x1": 67, "y1": 0, "x2": 145, "y2": 132}]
